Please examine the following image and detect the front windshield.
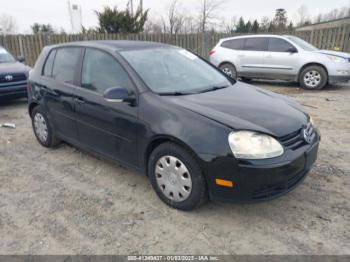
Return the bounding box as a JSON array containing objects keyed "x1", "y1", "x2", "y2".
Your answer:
[
  {"x1": 285, "y1": 36, "x2": 318, "y2": 51},
  {"x1": 121, "y1": 48, "x2": 231, "y2": 94},
  {"x1": 0, "y1": 47, "x2": 16, "y2": 63}
]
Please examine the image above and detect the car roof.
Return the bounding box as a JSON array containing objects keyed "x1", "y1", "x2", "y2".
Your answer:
[
  {"x1": 47, "y1": 40, "x2": 174, "y2": 52},
  {"x1": 220, "y1": 34, "x2": 289, "y2": 42}
]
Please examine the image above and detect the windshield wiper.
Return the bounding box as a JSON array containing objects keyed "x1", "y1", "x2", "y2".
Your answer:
[
  {"x1": 158, "y1": 91, "x2": 193, "y2": 96},
  {"x1": 197, "y1": 85, "x2": 229, "y2": 94}
]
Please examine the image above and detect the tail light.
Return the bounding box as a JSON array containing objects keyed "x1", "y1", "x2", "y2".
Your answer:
[{"x1": 209, "y1": 49, "x2": 216, "y2": 56}]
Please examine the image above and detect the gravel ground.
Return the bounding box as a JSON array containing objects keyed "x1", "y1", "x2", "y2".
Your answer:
[{"x1": 0, "y1": 82, "x2": 349, "y2": 255}]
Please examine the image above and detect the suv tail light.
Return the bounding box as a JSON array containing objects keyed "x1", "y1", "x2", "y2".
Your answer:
[{"x1": 209, "y1": 49, "x2": 216, "y2": 56}]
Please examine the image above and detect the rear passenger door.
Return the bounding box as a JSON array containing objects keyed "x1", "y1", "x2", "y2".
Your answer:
[
  {"x1": 43, "y1": 47, "x2": 83, "y2": 141},
  {"x1": 73, "y1": 48, "x2": 139, "y2": 167},
  {"x1": 262, "y1": 38, "x2": 300, "y2": 79},
  {"x1": 239, "y1": 37, "x2": 268, "y2": 77}
]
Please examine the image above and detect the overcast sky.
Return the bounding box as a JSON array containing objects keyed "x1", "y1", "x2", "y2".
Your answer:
[{"x1": 1, "y1": 0, "x2": 349, "y2": 33}]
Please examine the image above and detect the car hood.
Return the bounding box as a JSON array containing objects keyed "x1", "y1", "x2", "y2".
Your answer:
[
  {"x1": 0, "y1": 62, "x2": 29, "y2": 74},
  {"x1": 316, "y1": 50, "x2": 350, "y2": 59},
  {"x1": 165, "y1": 83, "x2": 308, "y2": 138}
]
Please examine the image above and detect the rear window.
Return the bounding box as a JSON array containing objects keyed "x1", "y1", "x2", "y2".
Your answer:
[
  {"x1": 42, "y1": 50, "x2": 56, "y2": 77},
  {"x1": 268, "y1": 38, "x2": 295, "y2": 52},
  {"x1": 221, "y1": 39, "x2": 245, "y2": 50},
  {"x1": 243, "y1": 38, "x2": 268, "y2": 51},
  {"x1": 52, "y1": 47, "x2": 81, "y2": 84}
]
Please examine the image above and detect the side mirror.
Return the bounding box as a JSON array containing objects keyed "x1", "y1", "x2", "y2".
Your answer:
[
  {"x1": 287, "y1": 47, "x2": 298, "y2": 53},
  {"x1": 103, "y1": 87, "x2": 135, "y2": 104},
  {"x1": 17, "y1": 56, "x2": 25, "y2": 62}
]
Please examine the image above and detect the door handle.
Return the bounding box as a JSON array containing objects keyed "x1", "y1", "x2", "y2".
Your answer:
[{"x1": 74, "y1": 97, "x2": 85, "y2": 105}]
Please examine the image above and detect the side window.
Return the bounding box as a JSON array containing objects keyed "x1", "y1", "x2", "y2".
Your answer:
[
  {"x1": 52, "y1": 47, "x2": 81, "y2": 84},
  {"x1": 268, "y1": 38, "x2": 295, "y2": 52},
  {"x1": 42, "y1": 50, "x2": 56, "y2": 77},
  {"x1": 221, "y1": 39, "x2": 245, "y2": 50},
  {"x1": 81, "y1": 48, "x2": 131, "y2": 94},
  {"x1": 243, "y1": 38, "x2": 268, "y2": 51}
]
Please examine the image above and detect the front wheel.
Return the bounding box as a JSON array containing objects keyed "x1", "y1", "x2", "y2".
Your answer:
[
  {"x1": 219, "y1": 63, "x2": 237, "y2": 80},
  {"x1": 148, "y1": 143, "x2": 207, "y2": 210},
  {"x1": 299, "y1": 65, "x2": 328, "y2": 90}
]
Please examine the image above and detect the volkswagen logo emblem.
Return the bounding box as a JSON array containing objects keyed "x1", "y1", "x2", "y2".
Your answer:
[
  {"x1": 302, "y1": 128, "x2": 312, "y2": 144},
  {"x1": 4, "y1": 75, "x2": 13, "y2": 81}
]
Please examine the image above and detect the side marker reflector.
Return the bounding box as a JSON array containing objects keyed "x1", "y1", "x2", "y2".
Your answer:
[{"x1": 215, "y1": 179, "x2": 234, "y2": 187}]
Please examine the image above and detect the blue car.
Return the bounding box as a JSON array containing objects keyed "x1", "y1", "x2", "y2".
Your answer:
[{"x1": 0, "y1": 46, "x2": 30, "y2": 101}]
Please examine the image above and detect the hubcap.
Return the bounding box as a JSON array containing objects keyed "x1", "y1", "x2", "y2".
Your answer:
[
  {"x1": 34, "y1": 113, "x2": 48, "y2": 143},
  {"x1": 155, "y1": 156, "x2": 192, "y2": 202},
  {"x1": 304, "y1": 70, "x2": 321, "y2": 88},
  {"x1": 222, "y1": 67, "x2": 233, "y2": 77}
]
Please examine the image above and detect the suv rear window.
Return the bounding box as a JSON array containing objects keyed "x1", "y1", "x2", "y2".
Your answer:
[
  {"x1": 243, "y1": 38, "x2": 268, "y2": 51},
  {"x1": 52, "y1": 47, "x2": 81, "y2": 84},
  {"x1": 268, "y1": 38, "x2": 295, "y2": 52},
  {"x1": 221, "y1": 39, "x2": 245, "y2": 50}
]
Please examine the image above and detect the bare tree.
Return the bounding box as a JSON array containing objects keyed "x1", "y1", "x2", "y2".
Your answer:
[
  {"x1": 296, "y1": 5, "x2": 310, "y2": 26},
  {"x1": 260, "y1": 16, "x2": 271, "y2": 32},
  {"x1": 0, "y1": 14, "x2": 17, "y2": 34},
  {"x1": 166, "y1": 0, "x2": 185, "y2": 34},
  {"x1": 182, "y1": 16, "x2": 197, "y2": 34},
  {"x1": 144, "y1": 18, "x2": 164, "y2": 33},
  {"x1": 197, "y1": 0, "x2": 226, "y2": 33}
]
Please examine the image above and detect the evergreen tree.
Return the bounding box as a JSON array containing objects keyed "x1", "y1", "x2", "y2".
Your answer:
[
  {"x1": 251, "y1": 20, "x2": 260, "y2": 33},
  {"x1": 235, "y1": 17, "x2": 246, "y2": 33},
  {"x1": 95, "y1": 5, "x2": 149, "y2": 33}
]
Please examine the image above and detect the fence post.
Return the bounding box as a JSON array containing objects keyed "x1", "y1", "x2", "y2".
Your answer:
[{"x1": 18, "y1": 35, "x2": 24, "y2": 57}]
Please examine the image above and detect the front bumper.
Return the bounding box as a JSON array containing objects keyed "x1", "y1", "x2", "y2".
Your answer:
[
  {"x1": 0, "y1": 83, "x2": 27, "y2": 100},
  {"x1": 202, "y1": 133, "x2": 320, "y2": 202}
]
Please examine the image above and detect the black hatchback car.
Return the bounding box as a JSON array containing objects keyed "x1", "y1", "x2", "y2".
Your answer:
[
  {"x1": 28, "y1": 41, "x2": 320, "y2": 210},
  {"x1": 0, "y1": 46, "x2": 29, "y2": 100}
]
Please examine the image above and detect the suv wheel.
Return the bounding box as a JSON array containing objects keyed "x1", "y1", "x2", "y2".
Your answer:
[
  {"x1": 219, "y1": 63, "x2": 237, "y2": 79},
  {"x1": 299, "y1": 65, "x2": 328, "y2": 90},
  {"x1": 31, "y1": 106, "x2": 60, "y2": 148},
  {"x1": 148, "y1": 142, "x2": 207, "y2": 210}
]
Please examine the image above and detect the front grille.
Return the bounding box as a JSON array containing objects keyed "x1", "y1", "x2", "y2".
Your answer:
[
  {"x1": 252, "y1": 170, "x2": 307, "y2": 200},
  {"x1": 279, "y1": 123, "x2": 315, "y2": 150},
  {"x1": 0, "y1": 73, "x2": 27, "y2": 83}
]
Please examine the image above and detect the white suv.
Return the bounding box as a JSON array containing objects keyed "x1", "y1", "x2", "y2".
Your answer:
[{"x1": 209, "y1": 35, "x2": 350, "y2": 89}]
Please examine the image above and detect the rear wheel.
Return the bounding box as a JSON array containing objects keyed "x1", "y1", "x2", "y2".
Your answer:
[
  {"x1": 31, "y1": 106, "x2": 60, "y2": 148},
  {"x1": 148, "y1": 142, "x2": 207, "y2": 210},
  {"x1": 219, "y1": 63, "x2": 237, "y2": 80},
  {"x1": 299, "y1": 65, "x2": 328, "y2": 90}
]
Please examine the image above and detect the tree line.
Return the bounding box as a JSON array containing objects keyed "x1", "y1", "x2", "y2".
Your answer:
[{"x1": 1, "y1": 0, "x2": 350, "y2": 35}]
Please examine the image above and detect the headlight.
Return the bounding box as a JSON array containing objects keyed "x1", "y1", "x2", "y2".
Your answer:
[
  {"x1": 326, "y1": 55, "x2": 347, "y2": 63},
  {"x1": 228, "y1": 131, "x2": 284, "y2": 159},
  {"x1": 309, "y1": 116, "x2": 314, "y2": 126}
]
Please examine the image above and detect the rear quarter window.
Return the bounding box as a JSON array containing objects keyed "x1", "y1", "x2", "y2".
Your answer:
[
  {"x1": 42, "y1": 50, "x2": 56, "y2": 77},
  {"x1": 221, "y1": 39, "x2": 245, "y2": 50}
]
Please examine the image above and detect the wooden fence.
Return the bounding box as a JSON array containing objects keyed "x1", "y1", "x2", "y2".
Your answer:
[{"x1": 1, "y1": 25, "x2": 350, "y2": 66}]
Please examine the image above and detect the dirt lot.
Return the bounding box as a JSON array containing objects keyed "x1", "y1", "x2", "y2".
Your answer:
[{"x1": 0, "y1": 82, "x2": 349, "y2": 255}]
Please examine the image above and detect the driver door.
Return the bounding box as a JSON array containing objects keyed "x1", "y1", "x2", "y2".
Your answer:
[{"x1": 73, "y1": 47, "x2": 139, "y2": 167}]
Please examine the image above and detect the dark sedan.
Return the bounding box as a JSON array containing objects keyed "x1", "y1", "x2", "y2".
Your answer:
[
  {"x1": 27, "y1": 41, "x2": 320, "y2": 210},
  {"x1": 0, "y1": 46, "x2": 29, "y2": 101}
]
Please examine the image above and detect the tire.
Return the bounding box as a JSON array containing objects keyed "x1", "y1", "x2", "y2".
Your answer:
[
  {"x1": 31, "y1": 105, "x2": 60, "y2": 148},
  {"x1": 299, "y1": 65, "x2": 328, "y2": 90},
  {"x1": 219, "y1": 63, "x2": 237, "y2": 80},
  {"x1": 148, "y1": 142, "x2": 208, "y2": 210}
]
